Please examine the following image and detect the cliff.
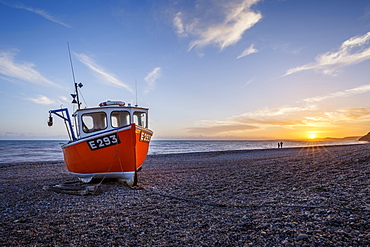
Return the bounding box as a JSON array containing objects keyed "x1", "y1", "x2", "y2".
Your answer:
[
  {"x1": 322, "y1": 136, "x2": 360, "y2": 141},
  {"x1": 358, "y1": 132, "x2": 370, "y2": 141}
]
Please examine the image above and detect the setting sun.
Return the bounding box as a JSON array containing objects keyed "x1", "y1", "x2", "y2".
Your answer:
[
  {"x1": 308, "y1": 133, "x2": 317, "y2": 139},
  {"x1": 307, "y1": 131, "x2": 318, "y2": 139}
]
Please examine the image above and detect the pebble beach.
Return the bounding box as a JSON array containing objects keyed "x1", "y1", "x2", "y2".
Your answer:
[{"x1": 1, "y1": 143, "x2": 370, "y2": 246}]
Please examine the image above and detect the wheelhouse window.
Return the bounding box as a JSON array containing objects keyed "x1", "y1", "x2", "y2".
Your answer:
[
  {"x1": 111, "y1": 111, "x2": 130, "y2": 128},
  {"x1": 133, "y1": 111, "x2": 147, "y2": 128},
  {"x1": 82, "y1": 112, "x2": 107, "y2": 133}
]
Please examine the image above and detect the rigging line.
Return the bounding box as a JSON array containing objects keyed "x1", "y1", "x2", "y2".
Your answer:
[
  {"x1": 96, "y1": 146, "x2": 119, "y2": 188},
  {"x1": 72, "y1": 101, "x2": 76, "y2": 112},
  {"x1": 72, "y1": 145, "x2": 92, "y2": 173},
  {"x1": 78, "y1": 87, "x2": 88, "y2": 107},
  {"x1": 61, "y1": 108, "x2": 72, "y2": 141},
  {"x1": 140, "y1": 188, "x2": 370, "y2": 212},
  {"x1": 142, "y1": 189, "x2": 226, "y2": 207},
  {"x1": 67, "y1": 42, "x2": 76, "y2": 85},
  {"x1": 67, "y1": 42, "x2": 81, "y2": 109},
  {"x1": 116, "y1": 138, "x2": 124, "y2": 174},
  {"x1": 71, "y1": 103, "x2": 79, "y2": 137}
]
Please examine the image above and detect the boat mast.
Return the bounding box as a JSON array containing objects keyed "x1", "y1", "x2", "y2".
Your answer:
[{"x1": 67, "y1": 42, "x2": 82, "y2": 109}]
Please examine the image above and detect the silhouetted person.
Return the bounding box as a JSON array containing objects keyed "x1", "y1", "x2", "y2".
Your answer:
[
  {"x1": 280, "y1": 142, "x2": 283, "y2": 148},
  {"x1": 278, "y1": 142, "x2": 280, "y2": 148}
]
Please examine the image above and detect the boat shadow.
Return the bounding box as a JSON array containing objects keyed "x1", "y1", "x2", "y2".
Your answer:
[{"x1": 43, "y1": 178, "x2": 138, "y2": 196}]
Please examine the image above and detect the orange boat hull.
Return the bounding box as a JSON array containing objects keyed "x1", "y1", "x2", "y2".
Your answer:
[{"x1": 62, "y1": 124, "x2": 152, "y2": 184}]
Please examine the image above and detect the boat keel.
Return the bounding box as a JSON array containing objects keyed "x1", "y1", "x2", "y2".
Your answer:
[{"x1": 71, "y1": 171, "x2": 137, "y2": 185}]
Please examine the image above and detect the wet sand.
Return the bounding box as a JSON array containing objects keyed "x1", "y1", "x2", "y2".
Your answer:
[{"x1": 1, "y1": 143, "x2": 370, "y2": 246}]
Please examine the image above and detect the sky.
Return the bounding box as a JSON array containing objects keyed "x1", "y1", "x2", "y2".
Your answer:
[{"x1": 0, "y1": 0, "x2": 370, "y2": 141}]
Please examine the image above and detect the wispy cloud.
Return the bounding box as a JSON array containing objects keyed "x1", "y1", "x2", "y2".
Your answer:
[
  {"x1": 26, "y1": 95, "x2": 55, "y2": 105},
  {"x1": 186, "y1": 105, "x2": 370, "y2": 137},
  {"x1": 174, "y1": 0, "x2": 262, "y2": 51},
  {"x1": 285, "y1": 32, "x2": 370, "y2": 76},
  {"x1": 75, "y1": 53, "x2": 133, "y2": 93},
  {"x1": 58, "y1": 96, "x2": 71, "y2": 105},
  {"x1": 2, "y1": 1, "x2": 70, "y2": 28},
  {"x1": 229, "y1": 105, "x2": 315, "y2": 129},
  {"x1": 304, "y1": 84, "x2": 370, "y2": 103},
  {"x1": 186, "y1": 105, "x2": 311, "y2": 136},
  {"x1": 187, "y1": 123, "x2": 259, "y2": 135},
  {"x1": 334, "y1": 107, "x2": 370, "y2": 120},
  {"x1": 244, "y1": 78, "x2": 255, "y2": 86},
  {"x1": 186, "y1": 83, "x2": 370, "y2": 137},
  {"x1": 144, "y1": 67, "x2": 161, "y2": 95},
  {"x1": 239, "y1": 105, "x2": 316, "y2": 118},
  {"x1": 0, "y1": 49, "x2": 58, "y2": 86},
  {"x1": 237, "y1": 118, "x2": 305, "y2": 126},
  {"x1": 301, "y1": 107, "x2": 370, "y2": 128},
  {"x1": 237, "y1": 44, "x2": 258, "y2": 58},
  {"x1": 173, "y1": 12, "x2": 187, "y2": 37}
]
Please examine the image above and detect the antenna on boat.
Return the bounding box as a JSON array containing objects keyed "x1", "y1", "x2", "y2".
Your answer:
[
  {"x1": 135, "y1": 79, "x2": 138, "y2": 107},
  {"x1": 67, "y1": 42, "x2": 83, "y2": 109}
]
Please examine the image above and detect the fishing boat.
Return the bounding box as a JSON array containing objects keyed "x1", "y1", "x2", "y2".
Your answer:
[
  {"x1": 47, "y1": 47, "x2": 152, "y2": 186},
  {"x1": 48, "y1": 98, "x2": 153, "y2": 186}
]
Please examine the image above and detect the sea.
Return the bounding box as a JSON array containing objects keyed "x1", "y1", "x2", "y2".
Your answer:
[{"x1": 0, "y1": 139, "x2": 364, "y2": 164}]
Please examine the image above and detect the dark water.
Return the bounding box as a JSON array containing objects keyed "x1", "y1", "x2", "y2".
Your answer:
[
  {"x1": 0, "y1": 139, "x2": 363, "y2": 164},
  {"x1": 0, "y1": 140, "x2": 65, "y2": 164}
]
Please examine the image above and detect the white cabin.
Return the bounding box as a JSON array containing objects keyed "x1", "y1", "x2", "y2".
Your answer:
[{"x1": 73, "y1": 101, "x2": 149, "y2": 139}]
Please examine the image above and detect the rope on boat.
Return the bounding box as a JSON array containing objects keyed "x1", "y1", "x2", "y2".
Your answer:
[
  {"x1": 142, "y1": 188, "x2": 226, "y2": 207},
  {"x1": 133, "y1": 187, "x2": 369, "y2": 212},
  {"x1": 95, "y1": 146, "x2": 120, "y2": 188},
  {"x1": 43, "y1": 181, "x2": 370, "y2": 212}
]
